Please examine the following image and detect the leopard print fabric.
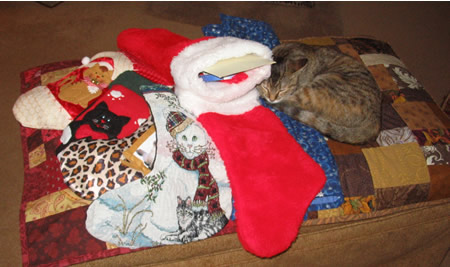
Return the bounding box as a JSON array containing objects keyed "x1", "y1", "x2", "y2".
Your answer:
[{"x1": 57, "y1": 118, "x2": 154, "y2": 200}]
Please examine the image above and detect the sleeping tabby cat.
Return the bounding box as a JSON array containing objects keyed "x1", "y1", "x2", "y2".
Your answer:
[{"x1": 258, "y1": 42, "x2": 381, "y2": 144}]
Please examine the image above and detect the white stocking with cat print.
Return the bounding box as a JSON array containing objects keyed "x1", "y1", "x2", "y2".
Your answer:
[{"x1": 85, "y1": 88, "x2": 232, "y2": 248}]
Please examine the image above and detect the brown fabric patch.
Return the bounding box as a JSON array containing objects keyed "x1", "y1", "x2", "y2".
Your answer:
[
  {"x1": 299, "y1": 37, "x2": 336, "y2": 46},
  {"x1": 427, "y1": 102, "x2": 450, "y2": 128},
  {"x1": 334, "y1": 154, "x2": 374, "y2": 197},
  {"x1": 393, "y1": 101, "x2": 446, "y2": 130},
  {"x1": 427, "y1": 165, "x2": 450, "y2": 201},
  {"x1": 375, "y1": 183, "x2": 429, "y2": 210},
  {"x1": 347, "y1": 38, "x2": 398, "y2": 57},
  {"x1": 338, "y1": 43, "x2": 363, "y2": 62},
  {"x1": 327, "y1": 140, "x2": 363, "y2": 155},
  {"x1": 381, "y1": 97, "x2": 408, "y2": 130},
  {"x1": 367, "y1": 64, "x2": 399, "y2": 91},
  {"x1": 399, "y1": 88, "x2": 434, "y2": 103}
]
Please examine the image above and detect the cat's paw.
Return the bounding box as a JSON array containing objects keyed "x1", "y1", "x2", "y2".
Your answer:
[
  {"x1": 160, "y1": 233, "x2": 178, "y2": 242},
  {"x1": 179, "y1": 232, "x2": 193, "y2": 244}
]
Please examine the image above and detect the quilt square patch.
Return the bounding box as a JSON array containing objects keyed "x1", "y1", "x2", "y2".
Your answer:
[
  {"x1": 338, "y1": 43, "x2": 362, "y2": 62},
  {"x1": 362, "y1": 143, "x2": 430, "y2": 189},
  {"x1": 399, "y1": 88, "x2": 434, "y2": 102},
  {"x1": 25, "y1": 189, "x2": 91, "y2": 222},
  {"x1": 387, "y1": 66, "x2": 424, "y2": 90},
  {"x1": 375, "y1": 183, "x2": 429, "y2": 210},
  {"x1": 25, "y1": 206, "x2": 106, "y2": 266},
  {"x1": 340, "y1": 195, "x2": 376, "y2": 215},
  {"x1": 28, "y1": 144, "x2": 46, "y2": 169},
  {"x1": 422, "y1": 144, "x2": 450, "y2": 165},
  {"x1": 317, "y1": 207, "x2": 342, "y2": 218},
  {"x1": 317, "y1": 195, "x2": 376, "y2": 218},
  {"x1": 392, "y1": 101, "x2": 446, "y2": 130},
  {"x1": 367, "y1": 64, "x2": 399, "y2": 91},
  {"x1": 326, "y1": 140, "x2": 364, "y2": 155},
  {"x1": 427, "y1": 102, "x2": 450, "y2": 128},
  {"x1": 347, "y1": 38, "x2": 398, "y2": 57},
  {"x1": 334, "y1": 154, "x2": 374, "y2": 197},
  {"x1": 27, "y1": 130, "x2": 43, "y2": 152},
  {"x1": 427, "y1": 165, "x2": 450, "y2": 201},
  {"x1": 380, "y1": 98, "x2": 408, "y2": 130},
  {"x1": 300, "y1": 36, "x2": 336, "y2": 46}
]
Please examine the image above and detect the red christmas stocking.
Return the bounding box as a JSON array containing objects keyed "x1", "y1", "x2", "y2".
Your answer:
[
  {"x1": 197, "y1": 106, "x2": 325, "y2": 257},
  {"x1": 169, "y1": 34, "x2": 326, "y2": 257}
]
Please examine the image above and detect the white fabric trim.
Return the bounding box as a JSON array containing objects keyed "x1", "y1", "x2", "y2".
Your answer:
[
  {"x1": 13, "y1": 86, "x2": 72, "y2": 130},
  {"x1": 171, "y1": 37, "x2": 272, "y2": 116}
]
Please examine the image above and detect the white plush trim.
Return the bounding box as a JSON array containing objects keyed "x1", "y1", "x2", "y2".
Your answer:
[
  {"x1": 12, "y1": 85, "x2": 72, "y2": 130},
  {"x1": 91, "y1": 51, "x2": 134, "y2": 80},
  {"x1": 171, "y1": 37, "x2": 272, "y2": 116}
]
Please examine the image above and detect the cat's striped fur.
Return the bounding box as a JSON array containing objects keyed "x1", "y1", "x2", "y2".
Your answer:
[
  {"x1": 162, "y1": 196, "x2": 228, "y2": 244},
  {"x1": 258, "y1": 42, "x2": 381, "y2": 144}
]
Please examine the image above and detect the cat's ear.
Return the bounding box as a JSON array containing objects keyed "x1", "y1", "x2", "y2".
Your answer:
[
  {"x1": 177, "y1": 196, "x2": 182, "y2": 204},
  {"x1": 98, "y1": 65, "x2": 109, "y2": 72},
  {"x1": 186, "y1": 196, "x2": 192, "y2": 206},
  {"x1": 288, "y1": 58, "x2": 308, "y2": 73},
  {"x1": 117, "y1": 115, "x2": 130, "y2": 125},
  {"x1": 97, "y1": 101, "x2": 108, "y2": 110}
]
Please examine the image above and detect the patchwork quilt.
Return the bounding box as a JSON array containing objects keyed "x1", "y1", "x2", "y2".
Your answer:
[{"x1": 17, "y1": 36, "x2": 450, "y2": 266}]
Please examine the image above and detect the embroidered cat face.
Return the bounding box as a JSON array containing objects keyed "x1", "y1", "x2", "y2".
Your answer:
[
  {"x1": 82, "y1": 101, "x2": 130, "y2": 139},
  {"x1": 84, "y1": 63, "x2": 114, "y2": 87},
  {"x1": 176, "y1": 196, "x2": 195, "y2": 230},
  {"x1": 175, "y1": 123, "x2": 207, "y2": 160},
  {"x1": 58, "y1": 63, "x2": 114, "y2": 108}
]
